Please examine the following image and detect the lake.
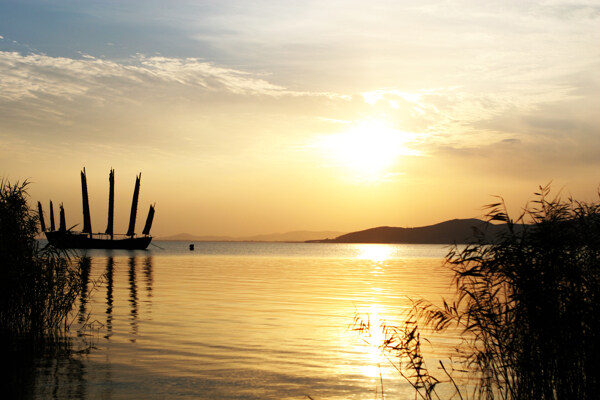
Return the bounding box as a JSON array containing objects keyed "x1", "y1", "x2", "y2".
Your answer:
[{"x1": 24, "y1": 241, "x2": 462, "y2": 399}]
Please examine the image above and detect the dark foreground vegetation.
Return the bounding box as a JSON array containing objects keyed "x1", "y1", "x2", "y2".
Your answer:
[
  {"x1": 0, "y1": 180, "x2": 86, "y2": 397},
  {"x1": 356, "y1": 185, "x2": 600, "y2": 399}
]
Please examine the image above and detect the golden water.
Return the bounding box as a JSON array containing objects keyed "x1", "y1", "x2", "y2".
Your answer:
[{"x1": 30, "y1": 242, "x2": 462, "y2": 399}]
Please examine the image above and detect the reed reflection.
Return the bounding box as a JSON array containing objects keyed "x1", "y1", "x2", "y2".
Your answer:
[{"x1": 11, "y1": 340, "x2": 88, "y2": 400}]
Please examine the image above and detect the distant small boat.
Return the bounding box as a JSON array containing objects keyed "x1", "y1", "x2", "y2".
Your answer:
[{"x1": 39, "y1": 169, "x2": 155, "y2": 250}]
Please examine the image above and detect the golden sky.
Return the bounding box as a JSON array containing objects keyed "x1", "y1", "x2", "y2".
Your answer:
[{"x1": 1, "y1": 1, "x2": 600, "y2": 236}]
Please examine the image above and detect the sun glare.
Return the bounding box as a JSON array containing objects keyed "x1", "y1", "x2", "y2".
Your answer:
[
  {"x1": 358, "y1": 305, "x2": 387, "y2": 376},
  {"x1": 316, "y1": 121, "x2": 420, "y2": 181},
  {"x1": 356, "y1": 244, "x2": 394, "y2": 263}
]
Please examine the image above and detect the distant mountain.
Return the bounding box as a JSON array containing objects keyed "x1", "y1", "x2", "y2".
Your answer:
[
  {"x1": 308, "y1": 219, "x2": 512, "y2": 244},
  {"x1": 158, "y1": 233, "x2": 235, "y2": 241},
  {"x1": 240, "y1": 230, "x2": 345, "y2": 242},
  {"x1": 158, "y1": 230, "x2": 345, "y2": 242}
]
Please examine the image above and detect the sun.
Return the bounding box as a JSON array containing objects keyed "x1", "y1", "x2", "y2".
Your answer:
[{"x1": 315, "y1": 121, "x2": 420, "y2": 181}]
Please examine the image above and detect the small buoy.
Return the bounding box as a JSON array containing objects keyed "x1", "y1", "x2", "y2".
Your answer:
[{"x1": 189, "y1": 244, "x2": 195, "y2": 251}]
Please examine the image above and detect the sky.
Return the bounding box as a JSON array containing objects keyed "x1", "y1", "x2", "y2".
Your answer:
[{"x1": 1, "y1": 0, "x2": 600, "y2": 237}]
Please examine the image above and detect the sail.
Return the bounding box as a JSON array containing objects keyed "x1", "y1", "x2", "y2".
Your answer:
[
  {"x1": 142, "y1": 204, "x2": 155, "y2": 236},
  {"x1": 81, "y1": 168, "x2": 92, "y2": 234},
  {"x1": 126, "y1": 173, "x2": 141, "y2": 237},
  {"x1": 49, "y1": 201, "x2": 56, "y2": 231},
  {"x1": 37, "y1": 201, "x2": 46, "y2": 232},
  {"x1": 59, "y1": 204, "x2": 66, "y2": 232},
  {"x1": 105, "y1": 169, "x2": 115, "y2": 237}
]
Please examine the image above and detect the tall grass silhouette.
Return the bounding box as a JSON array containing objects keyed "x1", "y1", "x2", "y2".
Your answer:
[
  {"x1": 0, "y1": 180, "x2": 85, "y2": 340},
  {"x1": 356, "y1": 184, "x2": 600, "y2": 399}
]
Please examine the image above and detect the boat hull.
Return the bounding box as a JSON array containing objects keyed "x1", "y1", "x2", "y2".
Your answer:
[{"x1": 45, "y1": 231, "x2": 152, "y2": 250}]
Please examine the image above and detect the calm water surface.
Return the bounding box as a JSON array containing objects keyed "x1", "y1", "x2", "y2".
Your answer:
[{"x1": 29, "y1": 242, "x2": 462, "y2": 399}]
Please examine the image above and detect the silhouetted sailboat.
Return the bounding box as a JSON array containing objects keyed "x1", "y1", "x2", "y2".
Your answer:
[{"x1": 41, "y1": 169, "x2": 155, "y2": 250}]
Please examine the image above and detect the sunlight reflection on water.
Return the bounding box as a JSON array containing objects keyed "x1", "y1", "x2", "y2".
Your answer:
[{"x1": 355, "y1": 244, "x2": 394, "y2": 262}]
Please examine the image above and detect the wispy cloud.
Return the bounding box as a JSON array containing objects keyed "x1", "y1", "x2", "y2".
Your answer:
[{"x1": 0, "y1": 52, "x2": 288, "y2": 102}]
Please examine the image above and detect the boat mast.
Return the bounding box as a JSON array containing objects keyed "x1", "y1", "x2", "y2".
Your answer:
[
  {"x1": 142, "y1": 204, "x2": 155, "y2": 236},
  {"x1": 37, "y1": 201, "x2": 46, "y2": 232},
  {"x1": 81, "y1": 168, "x2": 92, "y2": 236},
  {"x1": 59, "y1": 203, "x2": 66, "y2": 232},
  {"x1": 49, "y1": 200, "x2": 55, "y2": 231},
  {"x1": 126, "y1": 173, "x2": 141, "y2": 237},
  {"x1": 105, "y1": 169, "x2": 115, "y2": 239}
]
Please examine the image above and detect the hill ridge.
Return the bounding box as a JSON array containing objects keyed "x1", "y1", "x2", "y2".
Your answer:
[
  {"x1": 158, "y1": 230, "x2": 345, "y2": 242},
  {"x1": 308, "y1": 218, "x2": 508, "y2": 244}
]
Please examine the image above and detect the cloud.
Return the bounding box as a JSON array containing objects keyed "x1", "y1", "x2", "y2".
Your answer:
[
  {"x1": 0, "y1": 51, "x2": 295, "y2": 144},
  {"x1": 0, "y1": 50, "x2": 353, "y2": 165},
  {"x1": 1, "y1": 41, "x2": 599, "y2": 179},
  {"x1": 0, "y1": 51, "x2": 289, "y2": 102},
  {"x1": 533, "y1": 3, "x2": 600, "y2": 20},
  {"x1": 357, "y1": 83, "x2": 582, "y2": 146}
]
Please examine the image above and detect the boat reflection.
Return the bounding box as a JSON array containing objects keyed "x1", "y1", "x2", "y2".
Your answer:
[
  {"x1": 91, "y1": 255, "x2": 155, "y2": 342},
  {"x1": 128, "y1": 256, "x2": 138, "y2": 341},
  {"x1": 105, "y1": 256, "x2": 114, "y2": 339},
  {"x1": 78, "y1": 256, "x2": 92, "y2": 326},
  {"x1": 142, "y1": 256, "x2": 153, "y2": 300}
]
